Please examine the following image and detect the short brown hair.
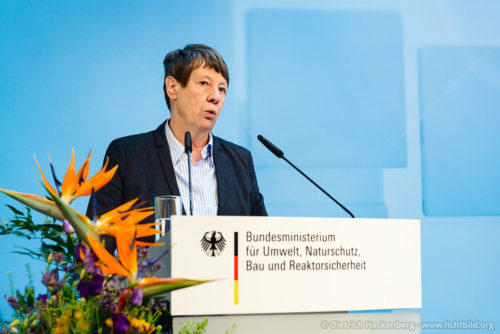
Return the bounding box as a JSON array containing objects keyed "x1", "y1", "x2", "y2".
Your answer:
[{"x1": 163, "y1": 44, "x2": 229, "y2": 110}]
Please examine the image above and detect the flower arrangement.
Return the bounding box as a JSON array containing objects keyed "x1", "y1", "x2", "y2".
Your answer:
[{"x1": 0, "y1": 151, "x2": 210, "y2": 333}]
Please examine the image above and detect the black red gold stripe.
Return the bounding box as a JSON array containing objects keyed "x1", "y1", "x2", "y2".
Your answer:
[{"x1": 234, "y1": 231, "x2": 238, "y2": 304}]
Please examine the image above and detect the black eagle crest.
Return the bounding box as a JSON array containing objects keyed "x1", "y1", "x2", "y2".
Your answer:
[{"x1": 200, "y1": 231, "x2": 226, "y2": 257}]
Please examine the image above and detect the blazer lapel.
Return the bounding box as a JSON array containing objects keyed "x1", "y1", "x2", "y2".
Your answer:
[
  {"x1": 154, "y1": 121, "x2": 181, "y2": 197},
  {"x1": 213, "y1": 137, "x2": 228, "y2": 215}
]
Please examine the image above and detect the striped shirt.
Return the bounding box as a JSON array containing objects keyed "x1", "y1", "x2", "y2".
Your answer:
[{"x1": 165, "y1": 121, "x2": 218, "y2": 216}]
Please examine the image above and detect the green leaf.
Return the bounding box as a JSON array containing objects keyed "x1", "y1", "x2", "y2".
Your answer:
[
  {"x1": 177, "y1": 318, "x2": 209, "y2": 334},
  {"x1": 1, "y1": 204, "x2": 79, "y2": 263},
  {"x1": 45, "y1": 244, "x2": 65, "y2": 253},
  {"x1": 139, "y1": 278, "x2": 212, "y2": 299},
  {"x1": 13, "y1": 246, "x2": 42, "y2": 259},
  {"x1": 16, "y1": 290, "x2": 26, "y2": 314},
  {"x1": 40, "y1": 244, "x2": 50, "y2": 260},
  {"x1": 0, "y1": 189, "x2": 65, "y2": 221},
  {"x1": 46, "y1": 187, "x2": 98, "y2": 245},
  {"x1": 66, "y1": 234, "x2": 75, "y2": 260},
  {"x1": 12, "y1": 251, "x2": 40, "y2": 260},
  {"x1": 39, "y1": 223, "x2": 63, "y2": 231},
  {"x1": 25, "y1": 287, "x2": 35, "y2": 308},
  {"x1": 6, "y1": 204, "x2": 24, "y2": 216}
]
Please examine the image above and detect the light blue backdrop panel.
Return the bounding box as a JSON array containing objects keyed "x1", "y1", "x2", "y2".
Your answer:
[
  {"x1": 419, "y1": 47, "x2": 500, "y2": 216},
  {"x1": 258, "y1": 168, "x2": 387, "y2": 218},
  {"x1": 246, "y1": 10, "x2": 407, "y2": 168},
  {"x1": 420, "y1": 218, "x2": 500, "y2": 328}
]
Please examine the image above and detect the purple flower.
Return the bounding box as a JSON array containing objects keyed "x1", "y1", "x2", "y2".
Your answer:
[
  {"x1": 61, "y1": 263, "x2": 72, "y2": 273},
  {"x1": 52, "y1": 252, "x2": 65, "y2": 264},
  {"x1": 75, "y1": 244, "x2": 103, "y2": 276},
  {"x1": 42, "y1": 270, "x2": 58, "y2": 287},
  {"x1": 62, "y1": 220, "x2": 74, "y2": 234},
  {"x1": 138, "y1": 262, "x2": 147, "y2": 272},
  {"x1": 152, "y1": 261, "x2": 164, "y2": 271},
  {"x1": 42, "y1": 270, "x2": 65, "y2": 293},
  {"x1": 41, "y1": 272, "x2": 51, "y2": 286},
  {"x1": 77, "y1": 276, "x2": 104, "y2": 298},
  {"x1": 137, "y1": 246, "x2": 149, "y2": 258},
  {"x1": 37, "y1": 294, "x2": 48, "y2": 307},
  {"x1": 130, "y1": 288, "x2": 143, "y2": 307},
  {"x1": 112, "y1": 313, "x2": 129, "y2": 333},
  {"x1": 5, "y1": 296, "x2": 19, "y2": 309},
  {"x1": 85, "y1": 256, "x2": 102, "y2": 276},
  {"x1": 99, "y1": 292, "x2": 116, "y2": 313},
  {"x1": 75, "y1": 244, "x2": 89, "y2": 262}
]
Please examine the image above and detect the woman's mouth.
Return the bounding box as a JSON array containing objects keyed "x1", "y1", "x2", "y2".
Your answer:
[{"x1": 205, "y1": 110, "x2": 217, "y2": 117}]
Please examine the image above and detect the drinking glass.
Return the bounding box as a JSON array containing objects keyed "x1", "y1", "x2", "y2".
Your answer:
[{"x1": 154, "y1": 195, "x2": 181, "y2": 241}]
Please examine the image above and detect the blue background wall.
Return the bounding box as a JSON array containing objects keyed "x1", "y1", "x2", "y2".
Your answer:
[{"x1": 1, "y1": 0, "x2": 499, "y2": 331}]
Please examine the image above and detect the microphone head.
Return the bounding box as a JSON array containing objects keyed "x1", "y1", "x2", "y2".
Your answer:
[
  {"x1": 257, "y1": 135, "x2": 284, "y2": 158},
  {"x1": 184, "y1": 131, "x2": 192, "y2": 153}
]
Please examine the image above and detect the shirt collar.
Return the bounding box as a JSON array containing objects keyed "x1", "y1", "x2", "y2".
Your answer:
[{"x1": 165, "y1": 120, "x2": 213, "y2": 164}]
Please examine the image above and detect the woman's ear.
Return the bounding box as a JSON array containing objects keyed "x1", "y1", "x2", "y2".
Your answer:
[{"x1": 165, "y1": 76, "x2": 179, "y2": 101}]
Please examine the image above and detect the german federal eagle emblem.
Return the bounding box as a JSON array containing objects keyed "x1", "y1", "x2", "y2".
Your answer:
[{"x1": 201, "y1": 231, "x2": 226, "y2": 257}]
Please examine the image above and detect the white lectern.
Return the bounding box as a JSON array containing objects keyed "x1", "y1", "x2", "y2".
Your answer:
[{"x1": 153, "y1": 216, "x2": 421, "y2": 333}]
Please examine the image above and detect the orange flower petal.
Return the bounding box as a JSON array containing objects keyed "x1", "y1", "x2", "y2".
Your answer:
[
  {"x1": 98, "y1": 198, "x2": 139, "y2": 224},
  {"x1": 78, "y1": 151, "x2": 92, "y2": 183},
  {"x1": 116, "y1": 234, "x2": 137, "y2": 275},
  {"x1": 73, "y1": 151, "x2": 92, "y2": 193},
  {"x1": 61, "y1": 149, "x2": 77, "y2": 196},
  {"x1": 87, "y1": 234, "x2": 131, "y2": 277},
  {"x1": 135, "y1": 241, "x2": 165, "y2": 247},
  {"x1": 73, "y1": 159, "x2": 117, "y2": 198},
  {"x1": 34, "y1": 155, "x2": 58, "y2": 197}
]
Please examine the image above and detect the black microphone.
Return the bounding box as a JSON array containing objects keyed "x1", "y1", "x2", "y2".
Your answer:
[
  {"x1": 257, "y1": 135, "x2": 283, "y2": 158},
  {"x1": 257, "y1": 135, "x2": 355, "y2": 218},
  {"x1": 184, "y1": 131, "x2": 192, "y2": 153},
  {"x1": 185, "y1": 131, "x2": 193, "y2": 215}
]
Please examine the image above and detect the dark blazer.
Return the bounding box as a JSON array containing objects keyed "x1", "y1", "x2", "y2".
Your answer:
[{"x1": 87, "y1": 121, "x2": 267, "y2": 225}]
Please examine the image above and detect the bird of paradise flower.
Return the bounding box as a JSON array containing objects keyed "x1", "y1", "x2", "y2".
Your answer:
[
  {"x1": 0, "y1": 150, "x2": 115, "y2": 222},
  {"x1": 0, "y1": 150, "x2": 211, "y2": 309}
]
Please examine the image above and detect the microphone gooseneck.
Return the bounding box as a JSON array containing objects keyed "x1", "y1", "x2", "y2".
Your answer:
[
  {"x1": 257, "y1": 135, "x2": 355, "y2": 218},
  {"x1": 185, "y1": 131, "x2": 194, "y2": 215}
]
